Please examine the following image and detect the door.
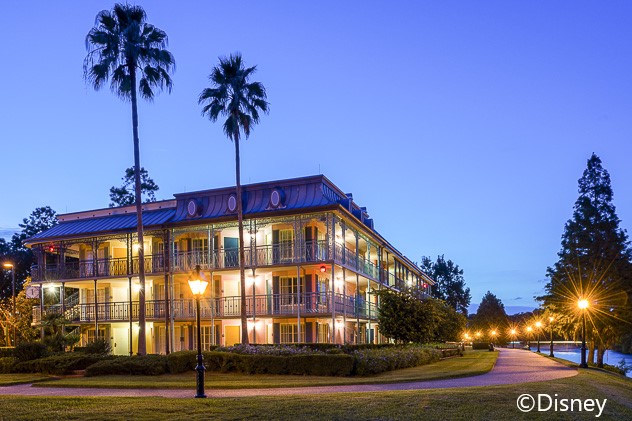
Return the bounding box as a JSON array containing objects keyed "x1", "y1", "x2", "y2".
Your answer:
[
  {"x1": 225, "y1": 325, "x2": 240, "y2": 346},
  {"x1": 224, "y1": 237, "x2": 239, "y2": 268}
]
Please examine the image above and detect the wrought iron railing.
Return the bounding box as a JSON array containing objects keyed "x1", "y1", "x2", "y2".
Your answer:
[{"x1": 32, "y1": 293, "x2": 380, "y2": 324}]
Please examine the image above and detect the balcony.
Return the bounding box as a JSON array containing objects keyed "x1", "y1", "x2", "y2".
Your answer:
[
  {"x1": 30, "y1": 240, "x2": 409, "y2": 288},
  {"x1": 32, "y1": 293, "x2": 379, "y2": 324}
]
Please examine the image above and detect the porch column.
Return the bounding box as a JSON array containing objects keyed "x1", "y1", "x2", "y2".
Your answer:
[
  {"x1": 356, "y1": 272, "x2": 360, "y2": 344},
  {"x1": 61, "y1": 283, "x2": 66, "y2": 336},
  {"x1": 297, "y1": 265, "x2": 301, "y2": 343},
  {"x1": 342, "y1": 267, "x2": 346, "y2": 344},
  {"x1": 40, "y1": 284, "x2": 45, "y2": 339},
  {"x1": 331, "y1": 263, "x2": 335, "y2": 344},
  {"x1": 163, "y1": 229, "x2": 170, "y2": 355},
  {"x1": 94, "y1": 279, "x2": 98, "y2": 336},
  {"x1": 128, "y1": 276, "x2": 133, "y2": 356}
]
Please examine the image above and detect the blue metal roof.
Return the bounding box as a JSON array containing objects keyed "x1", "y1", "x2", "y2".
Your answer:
[{"x1": 27, "y1": 208, "x2": 175, "y2": 242}]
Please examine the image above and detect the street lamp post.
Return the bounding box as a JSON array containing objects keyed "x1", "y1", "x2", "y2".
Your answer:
[
  {"x1": 535, "y1": 321, "x2": 542, "y2": 353},
  {"x1": 2, "y1": 263, "x2": 16, "y2": 346},
  {"x1": 526, "y1": 326, "x2": 533, "y2": 350},
  {"x1": 578, "y1": 299, "x2": 589, "y2": 368},
  {"x1": 188, "y1": 265, "x2": 208, "y2": 398},
  {"x1": 548, "y1": 316, "x2": 555, "y2": 358},
  {"x1": 510, "y1": 329, "x2": 516, "y2": 349}
]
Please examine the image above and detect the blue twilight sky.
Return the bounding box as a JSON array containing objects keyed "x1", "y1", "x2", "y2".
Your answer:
[{"x1": 1, "y1": 1, "x2": 631, "y2": 313}]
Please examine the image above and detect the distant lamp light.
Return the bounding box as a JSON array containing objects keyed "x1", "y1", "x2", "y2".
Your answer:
[
  {"x1": 49, "y1": 245, "x2": 55, "y2": 253},
  {"x1": 578, "y1": 299, "x2": 589, "y2": 310},
  {"x1": 320, "y1": 265, "x2": 327, "y2": 273}
]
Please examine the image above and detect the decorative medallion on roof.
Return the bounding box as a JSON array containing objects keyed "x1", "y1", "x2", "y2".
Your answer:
[
  {"x1": 267, "y1": 188, "x2": 286, "y2": 210},
  {"x1": 186, "y1": 199, "x2": 202, "y2": 218},
  {"x1": 227, "y1": 194, "x2": 237, "y2": 213}
]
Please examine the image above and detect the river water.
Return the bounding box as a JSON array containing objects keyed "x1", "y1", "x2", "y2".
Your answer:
[{"x1": 545, "y1": 346, "x2": 632, "y2": 378}]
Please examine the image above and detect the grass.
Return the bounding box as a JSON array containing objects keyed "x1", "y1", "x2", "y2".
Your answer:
[
  {"x1": 0, "y1": 369, "x2": 630, "y2": 420},
  {"x1": 34, "y1": 350, "x2": 496, "y2": 390},
  {"x1": 0, "y1": 374, "x2": 56, "y2": 386}
]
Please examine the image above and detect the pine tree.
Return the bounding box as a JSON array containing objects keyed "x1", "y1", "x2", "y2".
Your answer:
[{"x1": 543, "y1": 153, "x2": 632, "y2": 366}]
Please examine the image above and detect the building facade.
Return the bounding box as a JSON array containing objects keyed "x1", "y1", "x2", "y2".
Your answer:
[{"x1": 26, "y1": 175, "x2": 432, "y2": 355}]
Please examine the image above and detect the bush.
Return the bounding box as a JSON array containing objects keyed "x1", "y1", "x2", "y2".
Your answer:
[
  {"x1": 287, "y1": 354, "x2": 353, "y2": 376},
  {"x1": 85, "y1": 355, "x2": 168, "y2": 376},
  {"x1": 0, "y1": 357, "x2": 16, "y2": 374},
  {"x1": 0, "y1": 348, "x2": 14, "y2": 358},
  {"x1": 472, "y1": 342, "x2": 490, "y2": 350},
  {"x1": 77, "y1": 339, "x2": 112, "y2": 355},
  {"x1": 14, "y1": 354, "x2": 111, "y2": 375},
  {"x1": 166, "y1": 350, "x2": 198, "y2": 374},
  {"x1": 14, "y1": 342, "x2": 48, "y2": 363},
  {"x1": 352, "y1": 346, "x2": 441, "y2": 376}
]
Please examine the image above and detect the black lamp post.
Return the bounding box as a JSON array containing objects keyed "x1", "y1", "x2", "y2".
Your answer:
[
  {"x1": 579, "y1": 299, "x2": 589, "y2": 368},
  {"x1": 548, "y1": 316, "x2": 555, "y2": 358},
  {"x1": 189, "y1": 265, "x2": 208, "y2": 398},
  {"x1": 535, "y1": 321, "x2": 542, "y2": 353},
  {"x1": 2, "y1": 263, "x2": 16, "y2": 346},
  {"x1": 526, "y1": 326, "x2": 532, "y2": 350}
]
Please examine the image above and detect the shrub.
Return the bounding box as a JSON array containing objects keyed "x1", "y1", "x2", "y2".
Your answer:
[
  {"x1": 14, "y1": 342, "x2": 48, "y2": 363},
  {"x1": 79, "y1": 339, "x2": 112, "y2": 355},
  {"x1": 0, "y1": 357, "x2": 16, "y2": 374},
  {"x1": 352, "y1": 346, "x2": 441, "y2": 376},
  {"x1": 85, "y1": 355, "x2": 168, "y2": 376},
  {"x1": 14, "y1": 354, "x2": 111, "y2": 375},
  {"x1": 0, "y1": 348, "x2": 14, "y2": 358},
  {"x1": 287, "y1": 354, "x2": 353, "y2": 376},
  {"x1": 472, "y1": 342, "x2": 490, "y2": 350},
  {"x1": 166, "y1": 350, "x2": 198, "y2": 374}
]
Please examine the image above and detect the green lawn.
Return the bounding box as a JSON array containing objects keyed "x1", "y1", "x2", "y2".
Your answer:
[
  {"x1": 0, "y1": 369, "x2": 630, "y2": 420},
  {"x1": 34, "y1": 350, "x2": 496, "y2": 390},
  {"x1": 0, "y1": 374, "x2": 56, "y2": 386}
]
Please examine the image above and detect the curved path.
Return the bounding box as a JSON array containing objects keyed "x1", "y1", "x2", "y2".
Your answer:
[{"x1": 0, "y1": 349, "x2": 577, "y2": 398}]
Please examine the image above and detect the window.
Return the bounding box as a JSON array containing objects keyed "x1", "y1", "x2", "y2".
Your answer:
[
  {"x1": 87, "y1": 328, "x2": 106, "y2": 344},
  {"x1": 317, "y1": 278, "x2": 328, "y2": 304},
  {"x1": 280, "y1": 323, "x2": 304, "y2": 344},
  {"x1": 279, "y1": 229, "x2": 293, "y2": 261},
  {"x1": 192, "y1": 238, "x2": 209, "y2": 265},
  {"x1": 318, "y1": 323, "x2": 329, "y2": 343},
  {"x1": 193, "y1": 326, "x2": 213, "y2": 351},
  {"x1": 280, "y1": 276, "x2": 299, "y2": 306}
]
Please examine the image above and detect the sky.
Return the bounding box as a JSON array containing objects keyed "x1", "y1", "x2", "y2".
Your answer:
[{"x1": 1, "y1": 1, "x2": 631, "y2": 314}]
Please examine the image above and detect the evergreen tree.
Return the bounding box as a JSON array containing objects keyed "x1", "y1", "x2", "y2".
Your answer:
[
  {"x1": 542, "y1": 153, "x2": 632, "y2": 366},
  {"x1": 471, "y1": 291, "x2": 509, "y2": 336},
  {"x1": 109, "y1": 167, "x2": 159, "y2": 207},
  {"x1": 421, "y1": 255, "x2": 471, "y2": 315}
]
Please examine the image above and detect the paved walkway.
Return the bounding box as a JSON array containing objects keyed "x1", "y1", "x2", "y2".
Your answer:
[{"x1": 0, "y1": 349, "x2": 577, "y2": 398}]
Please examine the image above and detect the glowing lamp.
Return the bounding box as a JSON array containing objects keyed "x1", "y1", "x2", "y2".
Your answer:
[
  {"x1": 320, "y1": 265, "x2": 327, "y2": 273},
  {"x1": 548, "y1": 316, "x2": 554, "y2": 323},
  {"x1": 188, "y1": 279, "x2": 209, "y2": 296},
  {"x1": 510, "y1": 329, "x2": 516, "y2": 335},
  {"x1": 535, "y1": 321, "x2": 542, "y2": 328},
  {"x1": 2, "y1": 263, "x2": 13, "y2": 269},
  {"x1": 578, "y1": 299, "x2": 589, "y2": 310}
]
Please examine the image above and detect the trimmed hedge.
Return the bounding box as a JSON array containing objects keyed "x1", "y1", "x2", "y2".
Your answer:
[
  {"x1": 0, "y1": 348, "x2": 14, "y2": 358},
  {"x1": 472, "y1": 342, "x2": 491, "y2": 350},
  {"x1": 14, "y1": 354, "x2": 112, "y2": 375},
  {"x1": 14, "y1": 342, "x2": 48, "y2": 363},
  {"x1": 0, "y1": 357, "x2": 15, "y2": 374},
  {"x1": 85, "y1": 355, "x2": 168, "y2": 377},
  {"x1": 353, "y1": 347, "x2": 442, "y2": 376}
]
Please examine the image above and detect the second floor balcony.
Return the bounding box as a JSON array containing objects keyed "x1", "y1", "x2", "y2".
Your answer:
[
  {"x1": 32, "y1": 292, "x2": 379, "y2": 325},
  {"x1": 32, "y1": 240, "x2": 387, "y2": 283}
]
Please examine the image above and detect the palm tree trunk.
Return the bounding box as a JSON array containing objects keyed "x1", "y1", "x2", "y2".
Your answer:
[
  {"x1": 130, "y1": 64, "x2": 147, "y2": 355},
  {"x1": 235, "y1": 135, "x2": 249, "y2": 345}
]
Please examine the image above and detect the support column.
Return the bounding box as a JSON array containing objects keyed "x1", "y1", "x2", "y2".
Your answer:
[
  {"x1": 297, "y1": 265, "x2": 301, "y2": 343},
  {"x1": 343, "y1": 267, "x2": 347, "y2": 344},
  {"x1": 128, "y1": 276, "x2": 133, "y2": 356},
  {"x1": 61, "y1": 283, "x2": 66, "y2": 336},
  {"x1": 356, "y1": 272, "x2": 360, "y2": 344},
  {"x1": 163, "y1": 229, "x2": 171, "y2": 355},
  {"x1": 94, "y1": 279, "x2": 98, "y2": 336},
  {"x1": 331, "y1": 263, "x2": 335, "y2": 344},
  {"x1": 40, "y1": 285, "x2": 45, "y2": 340}
]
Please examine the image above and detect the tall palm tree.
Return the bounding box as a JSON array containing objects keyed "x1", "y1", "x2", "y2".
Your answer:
[
  {"x1": 199, "y1": 54, "x2": 269, "y2": 344},
  {"x1": 84, "y1": 3, "x2": 175, "y2": 355}
]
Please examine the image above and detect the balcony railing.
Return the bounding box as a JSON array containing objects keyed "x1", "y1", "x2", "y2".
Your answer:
[
  {"x1": 32, "y1": 293, "x2": 379, "y2": 324},
  {"x1": 30, "y1": 240, "x2": 418, "y2": 290}
]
